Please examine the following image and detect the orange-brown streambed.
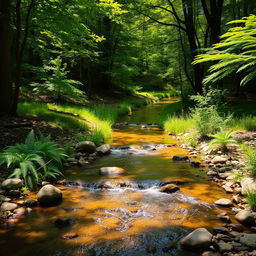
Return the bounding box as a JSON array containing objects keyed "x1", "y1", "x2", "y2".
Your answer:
[{"x1": 0, "y1": 99, "x2": 233, "y2": 256}]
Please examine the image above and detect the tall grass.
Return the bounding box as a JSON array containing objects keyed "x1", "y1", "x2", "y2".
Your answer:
[
  {"x1": 229, "y1": 116, "x2": 256, "y2": 131},
  {"x1": 18, "y1": 91, "x2": 178, "y2": 145},
  {"x1": 245, "y1": 190, "x2": 256, "y2": 210},
  {"x1": 163, "y1": 116, "x2": 195, "y2": 134}
]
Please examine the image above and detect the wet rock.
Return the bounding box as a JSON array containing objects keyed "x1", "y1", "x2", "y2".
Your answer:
[
  {"x1": 213, "y1": 227, "x2": 229, "y2": 235},
  {"x1": 13, "y1": 207, "x2": 27, "y2": 216},
  {"x1": 96, "y1": 144, "x2": 111, "y2": 156},
  {"x1": 0, "y1": 202, "x2": 18, "y2": 211},
  {"x1": 75, "y1": 141, "x2": 96, "y2": 154},
  {"x1": 240, "y1": 234, "x2": 256, "y2": 248},
  {"x1": 217, "y1": 212, "x2": 231, "y2": 223},
  {"x1": 214, "y1": 198, "x2": 233, "y2": 207},
  {"x1": 232, "y1": 195, "x2": 241, "y2": 204},
  {"x1": 146, "y1": 245, "x2": 157, "y2": 254},
  {"x1": 227, "y1": 224, "x2": 244, "y2": 232},
  {"x1": 207, "y1": 170, "x2": 218, "y2": 176},
  {"x1": 211, "y1": 156, "x2": 227, "y2": 164},
  {"x1": 162, "y1": 242, "x2": 176, "y2": 252},
  {"x1": 54, "y1": 217, "x2": 76, "y2": 228},
  {"x1": 190, "y1": 161, "x2": 201, "y2": 168},
  {"x1": 172, "y1": 155, "x2": 189, "y2": 162},
  {"x1": 240, "y1": 177, "x2": 256, "y2": 195},
  {"x1": 235, "y1": 210, "x2": 255, "y2": 226},
  {"x1": 61, "y1": 233, "x2": 78, "y2": 240},
  {"x1": 24, "y1": 199, "x2": 38, "y2": 207},
  {"x1": 7, "y1": 189, "x2": 21, "y2": 198},
  {"x1": 1, "y1": 178, "x2": 23, "y2": 191},
  {"x1": 201, "y1": 252, "x2": 221, "y2": 256},
  {"x1": 222, "y1": 185, "x2": 233, "y2": 193},
  {"x1": 42, "y1": 181, "x2": 50, "y2": 186},
  {"x1": 37, "y1": 185, "x2": 62, "y2": 206},
  {"x1": 99, "y1": 167, "x2": 125, "y2": 176},
  {"x1": 179, "y1": 228, "x2": 213, "y2": 250},
  {"x1": 217, "y1": 241, "x2": 233, "y2": 253},
  {"x1": 159, "y1": 184, "x2": 180, "y2": 194}
]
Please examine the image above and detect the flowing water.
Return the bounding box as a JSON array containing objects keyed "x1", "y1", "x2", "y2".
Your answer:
[{"x1": 0, "y1": 99, "x2": 232, "y2": 256}]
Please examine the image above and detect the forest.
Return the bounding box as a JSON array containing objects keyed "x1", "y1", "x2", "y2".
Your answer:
[{"x1": 1, "y1": 1, "x2": 256, "y2": 256}]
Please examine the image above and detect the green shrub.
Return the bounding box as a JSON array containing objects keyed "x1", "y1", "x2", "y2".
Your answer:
[
  {"x1": 209, "y1": 130, "x2": 237, "y2": 151},
  {"x1": 244, "y1": 145, "x2": 256, "y2": 177},
  {"x1": 0, "y1": 131, "x2": 66, "y2": 190},
  {"x1": 163, "y1": 116, "x2": 195, "y2": 134},
  {"x1": 245, "y1": 190, "x2": 256, "y2": 210}
]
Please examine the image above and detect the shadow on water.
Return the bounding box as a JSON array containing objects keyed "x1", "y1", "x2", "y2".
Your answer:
[{"x1": 0, "y1": 98, "x2": 234, "y2": 256}]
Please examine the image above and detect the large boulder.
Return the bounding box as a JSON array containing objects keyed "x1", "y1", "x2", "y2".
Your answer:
[
  {"x1": 75, "y1": 141, "x2": 96, "y2": 154},
  {"x1": 159, "y1": 184, "x2": 180, "y2": 194},
  {"x1": 96, "y1": 144, "x2": 111, "y2": 156},
  {"x1": 179, "y1": 228, "x2": 212, "y2": 250},
  {"x1": 240, "y1": 177, "x2": 256, "y2": 195},
  {"x1": 172, "y1": 155, "x2": 189, "y2": 162},
  {"x1": 99, "y1": 167, "x2": 125, "y2": 176},
  {"x1": 214, "y1": 198, "x2": 233, "y2": 207},
  {"x1": 235, "y1": 210, "x2": 255, "y2": 226},
  {"x1": 1, "y1": 202, "x2": 18, "y2": 211},
  {"x1": 37, "y1": 185, "x2": 62, "y2": 206},
  {"x1": 1, "y1": 178, "x2": 23, "y2": 191},
  {"x1": 240, "y1": 234, "x2": 256, "y2": 248}
]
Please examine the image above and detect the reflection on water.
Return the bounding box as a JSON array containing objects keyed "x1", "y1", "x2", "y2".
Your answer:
[{"x1": 0, "y1": 98, "x2": 232, "y2": 256}]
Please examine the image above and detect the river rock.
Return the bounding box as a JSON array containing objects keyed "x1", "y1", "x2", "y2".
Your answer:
[
  {"x1": 1, "y1": 178, "x2": 23, "y2": 191},
  {"x1": 211, "y1": 156, "x2": 227, "y2": 164},
  {"x1": 61, "y1": 233, "x2": 78, "y2": 240},
  {"x1": 240, "y1": 177, "x2": 256, "y2": 195},
  {"x1": 24, "y1": 199, "x2": 38, "y2": 207},
  {"x1": 96, "y1": 144, "x2": 111, "y2": 156},
  {"x1": 75, "y1": 141, "x2": 96, "y2": 154},
  {"x1": 13, "y1": 207, "x2": 27, "y2": 215},
  {"x1": 159, "y1": 184, "x2": 179, "y2": 193},
  {"x1": 172, "y1": 155, "x2": 189, "y2": 162},
  {"x1": 99, "y1": 167, "x2": 125, "y2": 176},
  {"x1": 179, "y1": 228, "x2": 213, "y2": 250},
  {"x1": 190, "y1": 161, "x2": 201, "y2": 167},
  {"x1": 214, "y1": 199, "x2": 233, "y2": 207},
  {"x1": 1, "y1": 202, "x2": 18, "y2": 211},
  {"x1": 217, "y1": 241, "x2": 233, "y2": 253},
  {"x1": 235, "y1": 210, "x2": 255, "y2": 226},
  {"x1": 37, "y1": 185, "x2": 62, "y2": 206},
  {"x1": 240, "y1": 234, "x2": 256, "y2": 248}
]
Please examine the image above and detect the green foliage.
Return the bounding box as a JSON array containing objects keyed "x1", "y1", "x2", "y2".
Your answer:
[
  {"x1": 0, "y1": 131, "x2": 66, "y2": 190},
  {"x1": 244, "y1": 145, "x2": 256, "y2": 177},
  {"x1": 181, "y1": 132, "x2": 199, "y2": 148},
  {"x1": 229, "y1": 116, "x2": 256, "y2": 131},
  {"x1": 245, "y1": 190, "x2": 256, "y2": 210},
  {"x1": 209, "y1": 130, "x2": 237, "y2": 151},
  {"x1": 163, "y1": 116, "x2": 195, "y2": 135},
  {"x1": 194, "y1": 15, "x2": 256, "y2": 86},
  {"x1": 30, "y1": 57, "x2": 85, "y2": 103}
]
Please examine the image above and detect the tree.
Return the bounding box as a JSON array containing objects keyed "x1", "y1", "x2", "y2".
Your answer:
[{"x1": 0, "y1": 0, "x2": 12, "y2": 116}]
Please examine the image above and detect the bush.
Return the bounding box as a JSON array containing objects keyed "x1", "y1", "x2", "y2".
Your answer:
[
  {"x1": 0, "y1": 131, "x2": 66, "y2": 190},
  {"x1": 244, "y1": 145, "x2": 256, "y2": 177},
  {"x1": 245, "y1": 190, "x2": 256, "y2": 211},
  {"x1": 209, "y1": 130, "x2": 237, "y2": 152}
]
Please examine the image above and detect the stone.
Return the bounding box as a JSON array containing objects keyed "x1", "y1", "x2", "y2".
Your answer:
[
  {"x1": 146, "y1": 245, "x2": 157, "y2": 253},
  {"x1": 222, "y1": 185, "x2": 233, "y2": 193},
  {"x1": 162, "y1": 242, "x2": 176, "y2": 252},
  {"x1": 61, "y1": 233, "x2": 78, "y2": 240},
  {"x1": 99, "y1": 167, "x2": 125, "y2": 176},
  {"x1": 240, "y1": 177, "x2": 256, "y2": 195},
  {"x1": 7, "y1": 189, "x2": 21, "y2": 198},
  {"x1": 235, "y1": 210, "x2": 255, "y2": 226},
  {"x1": 179, "y1": 228, "x2": 213, "y2": 250},
  {"x1": 211, "y1": 156, "x2": 227, "y2": 164},
  {"x1": 228, "y1": 224, "x2": 244, "y2": 232},
  {"x1": 24, "y1": 199, "x2": 38, "y2": 207},
  {"x1": 240, "y1": 234, "x2": 256, "y2": 248},
  {"x1": 172, "y1": 155, "x2": 189, "y2": 161},
  {"x1": 96, "y1": 144, "x2": 111, "y2": 156},
  {"x1": 42, "y1": 181, "x2": 50, "y2": 186},
  {"x1": 1, "y1": 178, "x2": 23, "y2": 191},
  {"x1": 207, "y1": 171, "x2": 217, "y2": 176},
  {"x1": 217, "y1": 242, "x2": 233, "y2": 253},
  {"x1": 75, "y1": 141, "x2": 96, "y2": 154},
  {"x1": 0, "y1": 202, "x2": 18, "y2": 211},
  {"x1": 214, "y1": 199, "x2": 233, "y2": 207},
  {"x1": 13, "y1": 207, "x2": 27, "y2": 215},
  {"x1": 190, "y1": 161, "x2": 201, "y2": 168},
  {"x1": 213, "y1": 227, "x2": 229, "y2": 235},
  {"x1": 159, "y1": 184, "x2": 180, "y2": 194},
  {"x1": 37, "y1": 185, "x2": 62, "y2": 206},
  {"x1": 217, "y1": 213, "x2": 231, "y2": 223},
  {"x1": 55, "y1": 217, "x2": 76, "y2": 228}
]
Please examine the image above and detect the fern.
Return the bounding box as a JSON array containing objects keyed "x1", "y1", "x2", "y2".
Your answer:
[
  {"x1": 209, "y1": 130, "x2": 237, "y2": 152},
  {"x1": 193, "y1": 15, "x2": 256, "y2": 86},
  {"x1": 0, "y1": 130, "x2": 66, "y2": 190}
]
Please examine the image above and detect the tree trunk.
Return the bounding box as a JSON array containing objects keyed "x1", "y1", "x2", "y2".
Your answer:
[{"x1": 0, "y1": 0, "x2": 12, "y2": 116}]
